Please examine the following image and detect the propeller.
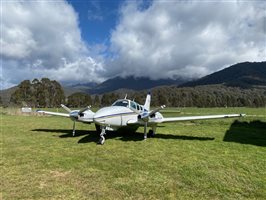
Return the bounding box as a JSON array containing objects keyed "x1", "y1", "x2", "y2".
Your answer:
[
  {"x1": 138, "y1": 105, "x2": 166, "y2": 139},
  {"x1": 138, "y1": 105, "x2": 165, "y2": 121},
  {"x1": 60, "y1": 104, "x2": 91, "y2": 136}
]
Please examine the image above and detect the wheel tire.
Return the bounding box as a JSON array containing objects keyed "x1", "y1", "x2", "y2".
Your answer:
[
  {"x1": 98, "y1": 136, "x2": 105, "y2": 145},
  {"x1": 148, "y1": 130, "x2": 155, "y2": 138}
]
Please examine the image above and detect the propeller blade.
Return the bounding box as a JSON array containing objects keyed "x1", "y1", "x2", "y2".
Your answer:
[
  {"x1": 149, "y1": 105, "x2": 166, "y2": 116},
  {"x1": 61, "y1": 104, "x2": 72, "y2": 113},
  {"x1": 78, "y1": 106, "x2": 91, "y2": 114}
]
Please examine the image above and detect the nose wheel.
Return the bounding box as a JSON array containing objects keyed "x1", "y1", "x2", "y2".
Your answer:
[
  {"x1": 98, "y1": 135, "x2": 105, "y2": 145},
  {"x1": 98, "y1": 127, "x2": 106, "y2": 145}
]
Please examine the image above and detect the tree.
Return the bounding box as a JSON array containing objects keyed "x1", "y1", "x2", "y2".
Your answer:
[
  {"x1": 93, "y1": 95, "x2": 100, "y2": 107},
  {"x1": 10, "y1": 78, "x2": 65, "y2": 107},
  {"x1": 10, "y1": 80, "x2": 32, "y2": 106},
  {"x1": 67, "y1": 92, "x2": 92, "y2": 107},
  {"x1": 100, "y1": 93, "x2": 119, "y2": 106}
]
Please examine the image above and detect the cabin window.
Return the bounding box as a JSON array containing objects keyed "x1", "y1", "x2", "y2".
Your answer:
[{"x1": 130, "y1": 101, "x2": 137, "y2": 110}]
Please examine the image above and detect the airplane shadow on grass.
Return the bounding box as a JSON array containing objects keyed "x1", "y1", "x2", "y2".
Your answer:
[
  {"x1": 31, "y1": 129, "x2": 214, "y2": 144},
  {"x1": 223, "y1": 120, "x2": 266, "y2": 147}
]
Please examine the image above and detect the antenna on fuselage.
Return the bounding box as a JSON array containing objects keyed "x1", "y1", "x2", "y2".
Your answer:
[{"x1": 124, "y1": 94, "x2": 127, "y2": 99}]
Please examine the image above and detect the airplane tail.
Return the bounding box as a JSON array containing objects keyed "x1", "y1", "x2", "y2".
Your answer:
[{"x1": 143, "y1": 92, "x2": 151, "y2": 111}]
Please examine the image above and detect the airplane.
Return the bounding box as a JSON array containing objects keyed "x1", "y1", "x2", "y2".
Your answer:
[{"x1": 37, "y1": 93, "x2": 245, "y2": 145}]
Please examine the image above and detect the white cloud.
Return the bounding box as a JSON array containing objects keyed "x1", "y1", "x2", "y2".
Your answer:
[
  {"x1": 1, "y1": 0, "x2": 265, "y2": 89},
  {"x1": 108, "y1": 0, "x2": 265, "y2": 80},
  {"x1": 1, "y1": 0, "x2": 104, "y2": 88}
]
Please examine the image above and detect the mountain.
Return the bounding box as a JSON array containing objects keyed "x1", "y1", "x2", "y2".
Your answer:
[
  {"x1": 88, "y1": 76, "x2": 186, "y2": 94},
  {"x1": 0, "y1": 86, "x2": 17, "y2": 106},
  {"x1": 2, "y1": 61, "x2": 265, "y2": 104},
  {"x1": 69, "y1": 82, "x2": 98, "y2": 90},
  {"x1": 62, "y1": 86, "x2": 84, "y2": 97},
  {"x1": 181, "y1": 61, "x2": 266, "y2": 88},
  {"x1": 63, "y1": 82, "x2": 98, "y2": 96}
]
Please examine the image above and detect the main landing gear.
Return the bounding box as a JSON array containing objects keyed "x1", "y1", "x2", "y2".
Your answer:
[
  {"x1": 144, "y1": 126, "x2": 157, "y2": 140},
  {"x1": 72, "y1": 121, "x2": 76, "y2": 137},
  {"x1": 148, "y1": 129, "x2": 155, "y2": 138}
]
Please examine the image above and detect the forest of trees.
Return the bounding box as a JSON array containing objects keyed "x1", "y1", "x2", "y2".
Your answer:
[
  {"x1": 98, "y1": 85, "x2": 266, "y2": 107},
  {"x1": 10, "y1": 78, "x2": 65, "y2": 107},
  {"x1": 147, "y1": 85, "x2": 266, "y2": 107},
  {"x1": 7, "y1": 79, "x2": 266, "y2": 108}
]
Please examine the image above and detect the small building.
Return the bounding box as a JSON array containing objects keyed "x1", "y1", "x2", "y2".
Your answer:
[{"x1": 21, "y1": 107, "x2": 32, "y2": 113}]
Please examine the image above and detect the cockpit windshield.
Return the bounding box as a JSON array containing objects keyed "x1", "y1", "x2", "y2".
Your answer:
[
  {"x1": 112, "y1": 99, "x2": 147, "y2": 112},
  {"x1": 112, "y1": 100, "x2": 129, "y2": 107}
]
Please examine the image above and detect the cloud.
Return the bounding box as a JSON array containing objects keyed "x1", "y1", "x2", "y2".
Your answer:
[
  {"x1": 1, "y1": 0, "x2": 104, "y2": 88},
  {"x1": 2, "y1": 0, "x2": 265, "y2": 89},
  {"x1": 108, "y1": 0, "x2": 265, "y2": 80}
]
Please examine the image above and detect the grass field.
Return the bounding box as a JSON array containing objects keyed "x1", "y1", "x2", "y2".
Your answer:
[{"x1": 1, "y1": 107, "x2": 266, "y2": 199}]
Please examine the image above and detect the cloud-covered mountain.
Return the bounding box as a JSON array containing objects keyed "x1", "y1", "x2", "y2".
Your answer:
[
  {"x1": 181, "y1": 62, "x2": 266, "y2": 88},
  {"x1": 1, "y1": 61, "x2": 266, "y2": 106},
  {"x1": 88, "y1": 76, "x2": 186, "y2": 94}
]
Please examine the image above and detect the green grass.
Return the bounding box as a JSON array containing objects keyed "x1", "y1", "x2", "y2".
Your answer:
[{"x1": 1, "y1": 107, "x2": 266, "y2": 199}]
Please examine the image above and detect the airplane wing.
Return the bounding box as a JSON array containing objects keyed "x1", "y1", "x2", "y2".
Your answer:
[
  {"x1": 37, "y1": 110, "x2": 69, "y2": 117},
  {"x1": 127, "y1": 114, "x2": 245, "y2": 126},
  {"x1": 157, "y1": 114, "x2": 245, "y2": 123}
]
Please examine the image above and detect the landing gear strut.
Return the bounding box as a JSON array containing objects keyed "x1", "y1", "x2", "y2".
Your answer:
[
  {"x1": 72, "y1": 121, "x2": 76, "y2": 137},
  {"x1": 98, "y1": 127, "x2": 106, "y2": 145}
]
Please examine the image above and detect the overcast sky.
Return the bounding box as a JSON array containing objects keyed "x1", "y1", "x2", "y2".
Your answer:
[{"x1": 1, "y1": 0, "x2": 265, "y2": 89}]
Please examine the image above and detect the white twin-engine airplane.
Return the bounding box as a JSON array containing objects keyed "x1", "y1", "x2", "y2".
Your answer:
[{"x1": 38, "y1": 93, "x2": 245, "y2": 145}]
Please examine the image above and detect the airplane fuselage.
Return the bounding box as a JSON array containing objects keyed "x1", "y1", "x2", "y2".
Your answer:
[{"x1": 93, "y1": 106, "x2": 138, "y2": 130}]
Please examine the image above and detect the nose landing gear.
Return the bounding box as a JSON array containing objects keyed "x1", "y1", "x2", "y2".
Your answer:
[{"x1": 98, "y1": 127, "x2": 106, "y2": 145}]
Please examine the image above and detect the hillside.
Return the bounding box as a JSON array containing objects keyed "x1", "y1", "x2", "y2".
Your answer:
[
  {"x1": 63, "y1": 86, "x2": 85, "y2": 97},
  {"x1": 0, "y1": 86, "x2": 17, "y2": 106},
  {"x1": 89, "y1": 76, "x2": 185, "y2": 94},
  {"x1": 181, "y1": 62, "x2": 266, "y2": 88},
  {"x1": 1, "y1": 61, "x2": 266, "y2": 107}
]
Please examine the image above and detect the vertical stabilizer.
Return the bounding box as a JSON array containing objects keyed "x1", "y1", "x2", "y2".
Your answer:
[{"x1": 143, "y1": 92, "x2": 151, "y2": 111}]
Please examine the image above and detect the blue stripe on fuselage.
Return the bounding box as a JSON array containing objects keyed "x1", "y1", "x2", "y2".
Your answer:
[{"x1": 94, "y1": 112, "x2": 136, "y2": 119}]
